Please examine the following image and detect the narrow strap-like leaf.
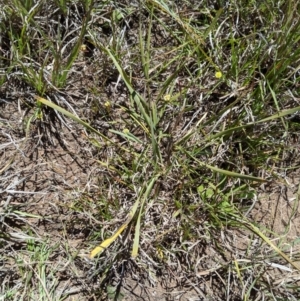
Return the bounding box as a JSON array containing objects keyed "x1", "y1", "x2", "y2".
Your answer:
[{"x1": 90, "y1": 196, "x2": 141, "y2": 258}]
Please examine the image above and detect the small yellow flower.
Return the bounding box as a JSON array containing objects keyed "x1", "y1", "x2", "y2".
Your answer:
[
  {"x1": 104, "y1": 101, "x2": 111, "y2": 108},
  {"x1": 215, "y1": 71, "x2": 222, "y2": 79},
  {"x1": 80, "y1": 44, "x2": 87, "y2": 52},
  {"x1": 123, "y1": 128, "x2": 130, "y2": 134},
  {"x1": 163, "y1": 94, "x2": 171, "y2": 101},
  {"x1": 156, "y1": 246, "x2": 164, "y2": 260}
]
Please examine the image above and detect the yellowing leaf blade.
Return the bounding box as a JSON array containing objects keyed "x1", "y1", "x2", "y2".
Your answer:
[
  {"x1": 90, "y1": 221, "x2": 129, "y2": 258},
  {"x1": 90, "y1": 197, "x2": 141, "y2": 258}
]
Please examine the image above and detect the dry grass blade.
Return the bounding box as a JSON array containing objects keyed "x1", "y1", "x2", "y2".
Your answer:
[
  {"x1": 90, "y1": 175, "x2": 160, "y2": 259},
  {"x1": 90, "y1": 216, "x2": 131, "y2": 258},
  {"x1": 90, "y1": 195, "x2": 141, "y2": 258}
]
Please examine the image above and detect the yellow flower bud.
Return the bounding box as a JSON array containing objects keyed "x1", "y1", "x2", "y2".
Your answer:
[
  {"x1": 215, "y1": 71, "x2": 222, "y2": 79},
  {"x1": 163, "y1": 94, "x2": 171, "y2": 101}
]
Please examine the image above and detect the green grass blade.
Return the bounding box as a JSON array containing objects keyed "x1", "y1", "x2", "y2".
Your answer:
[
  {"x1": 244, "y1": 221, "x2": 300, "y2": 272},
  {"x1": 36, "y1": 96, "x2": 131, "y2": 153},
  {"x1": 35, "y1": 96, "x2": 112, "y2": 142},
  {"x1": 104, "y1": 47, "x2": 162, "y2": 164},
  {"x1": 184, "y1": 149, "x2": 267, "y2": 182},
  {"x1": 132, "y1": 175, "x2": 159, "y2": 258},
  {"x1": 208, "y1": 105, "x2": 300, "y2": 140}
]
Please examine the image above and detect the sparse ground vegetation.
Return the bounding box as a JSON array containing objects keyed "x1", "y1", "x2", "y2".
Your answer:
[{"x1": 1, "y1": 0, "x2": 300, "y2": 300}]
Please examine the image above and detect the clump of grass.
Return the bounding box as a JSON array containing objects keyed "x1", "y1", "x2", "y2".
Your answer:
[{"x1": 1, "y1": 0, "x2": 300, "y2": 300}]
